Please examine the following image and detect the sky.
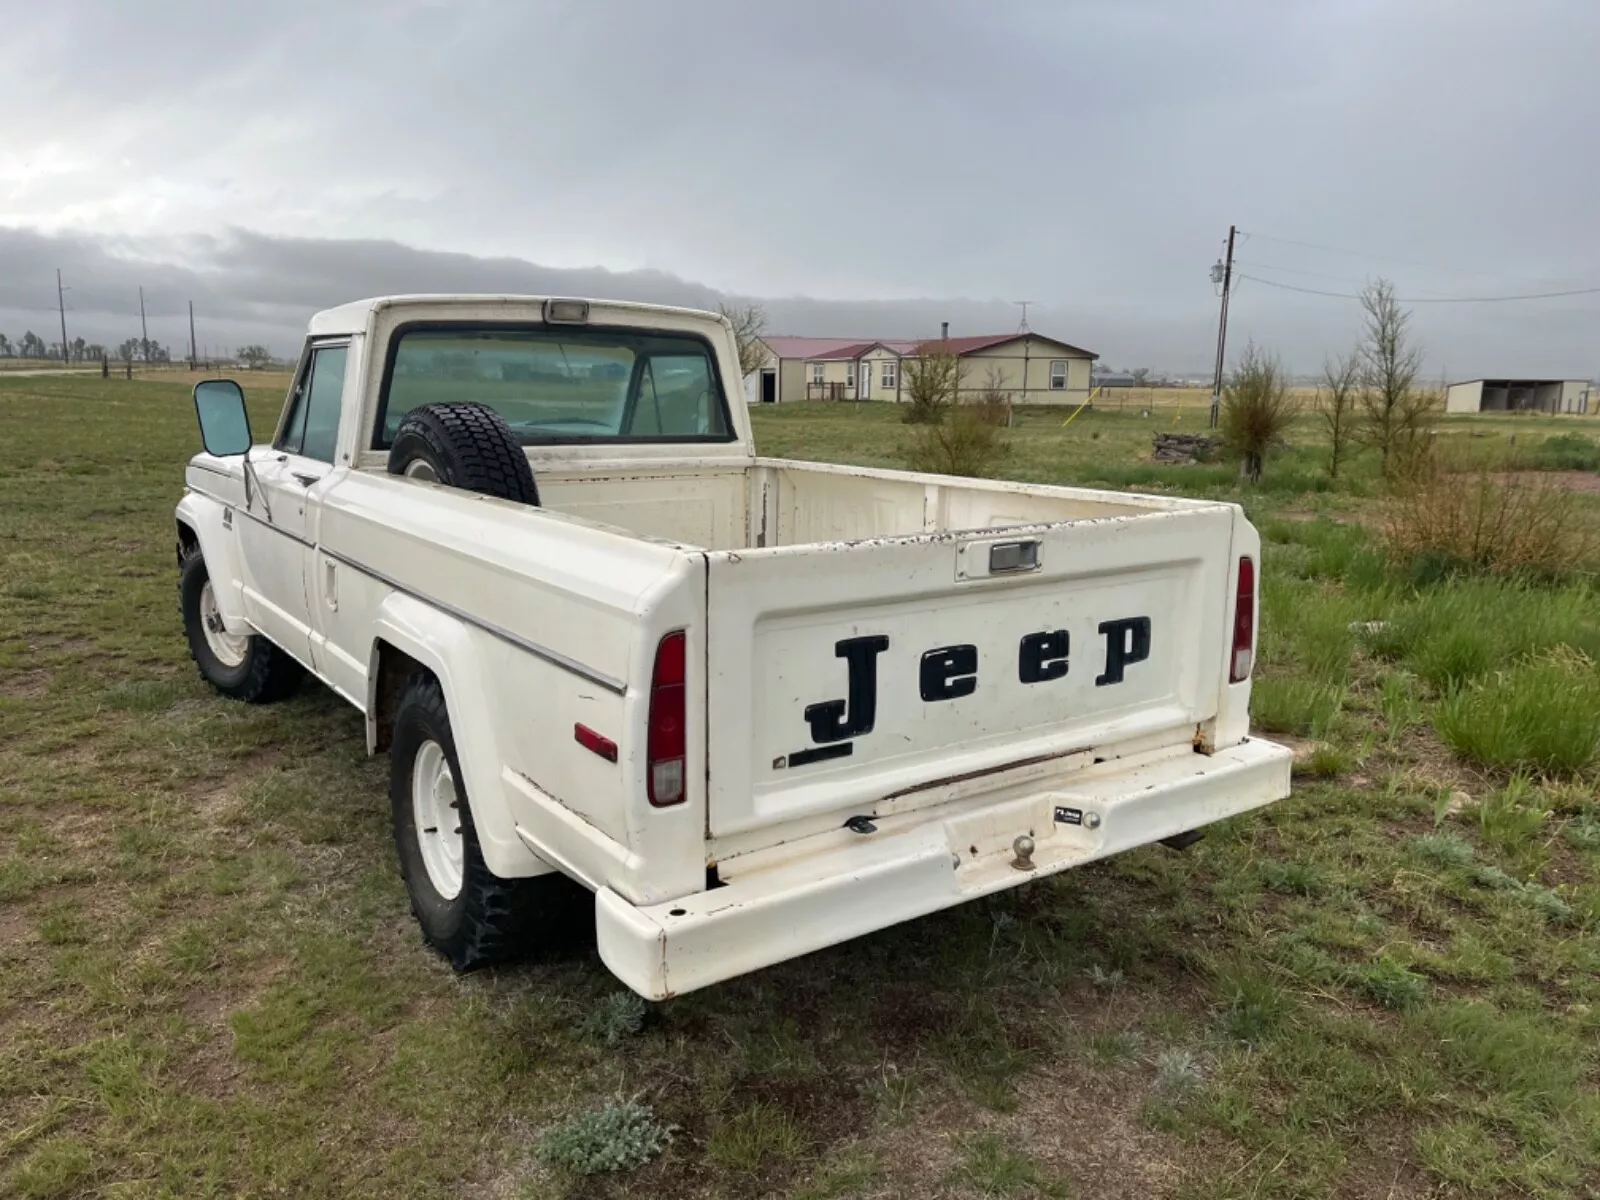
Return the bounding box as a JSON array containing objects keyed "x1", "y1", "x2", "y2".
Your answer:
[{"x1": 1, "y1": 0, "x2": 1596, "y2": 377}]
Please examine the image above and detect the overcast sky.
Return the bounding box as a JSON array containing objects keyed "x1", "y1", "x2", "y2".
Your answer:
[{"x1": 2, "y1": 0, "x2": 1596, "y2": 376}]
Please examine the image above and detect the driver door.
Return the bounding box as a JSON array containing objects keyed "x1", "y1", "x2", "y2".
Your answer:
[{"x1": 235, "y1": 342, "x2": 349, "y2": 665}]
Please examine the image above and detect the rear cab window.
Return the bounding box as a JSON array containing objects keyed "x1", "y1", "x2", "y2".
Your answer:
[{"x1": 372, "y1": 325, "x2": 734, "y2": 448}]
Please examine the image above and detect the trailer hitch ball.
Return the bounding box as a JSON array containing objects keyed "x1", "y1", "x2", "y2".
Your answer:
[{"x1": 1011, "y1": 834, "x2": 1036, "y2": 871}]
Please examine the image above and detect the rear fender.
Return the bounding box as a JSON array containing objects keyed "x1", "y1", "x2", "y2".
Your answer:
[
  {"x1": 367, "y1": 591, "x2": 555, "y2": 880},
  {"x1": 176, "y1": 492, "x2": 250, "y2": 635}
]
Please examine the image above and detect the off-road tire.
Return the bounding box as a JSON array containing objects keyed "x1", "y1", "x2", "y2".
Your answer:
[
  {"x1": 389, "y1": 673, "x2": 585, "y2": 971},
  {"x1": 179, "y1": 548, "x2": 304, "y2": 703},
  {"x1": 386, "y1": 402, "x2": 540, "y2": 505}
]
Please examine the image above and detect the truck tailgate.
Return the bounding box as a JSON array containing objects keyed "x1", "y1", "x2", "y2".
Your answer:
[{"x1": 704, "y1": 506, "x2": 1236, "y2": 838}]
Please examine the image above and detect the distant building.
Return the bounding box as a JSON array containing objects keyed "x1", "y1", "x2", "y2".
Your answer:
[
  {"x1": 747, "y1": 332, "x2": 1097, "y2": 405},
  {"x1": 1445, "y1": 378, "x2": 1590, "y2": 415},
  {"x1": 1092, "y1": 371, "x2": 1139, "y2": 389}
]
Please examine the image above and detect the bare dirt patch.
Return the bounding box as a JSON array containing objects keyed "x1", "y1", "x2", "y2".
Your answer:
[{"x1": 0, "y1": 668, "x2": 52, "y2": 700}]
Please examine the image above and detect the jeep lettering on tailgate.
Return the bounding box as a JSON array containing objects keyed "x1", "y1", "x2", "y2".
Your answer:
[{"x1": 784, "y1": 617, "x2": 1153, "y2": 767}]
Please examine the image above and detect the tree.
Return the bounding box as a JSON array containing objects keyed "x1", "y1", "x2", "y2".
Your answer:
[
  {"x1": 85, "y1": 343, "x2": 106, "y2": 361},
  {"x1": 70, "y1": 336, "x2": 86, "y2": 362},
  {"x1": 1356, "y1": 279, "x2": 1436, "y2": 478},
  {"x1": 717, "y1": 303, "x2": 768, "y2": 378},
  {"x1": 1219, "y1": 341, "x2": 1295, "y2": 484},
  {"x1": 19, "y1": 331, "x2": 46, "y2": 358},
  {"x1": 0, "y1": 334, "x2": 11, "y2": 357},
  {"x1": 118, "y1": 338, "x2": 139, "y2": 362},
  {"x1": 1319, "y1": 351, "x2": 1361, "y2": 479},
  {"x1": 1130, "y1": 366, "x2": 1151, "y2": 386},
  {"x1": 900, "y1": 344, "x2": 964, "y2": 424},
  {"x1": 237, "y1": 345, "x2": 272, "y2": 370}
]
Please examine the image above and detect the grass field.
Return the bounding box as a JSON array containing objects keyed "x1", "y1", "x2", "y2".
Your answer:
[{"x1": 2, "y1": 374, "x2": 1599, "y2": 1198}]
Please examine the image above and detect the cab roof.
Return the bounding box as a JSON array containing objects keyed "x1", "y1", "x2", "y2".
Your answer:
[{"x1": 305, "y1": 294, "x2": 726, "y2": 339}]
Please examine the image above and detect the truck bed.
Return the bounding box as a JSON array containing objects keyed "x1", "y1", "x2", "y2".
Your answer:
[{"x1": 531, "y1": 456, "x2": 1209, "y2": 553}]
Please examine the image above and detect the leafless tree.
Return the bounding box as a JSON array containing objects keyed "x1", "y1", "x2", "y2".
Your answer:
[
  {"x1": 717, "y1": 303, "x2": 768, "y2": 378},
  {"x1": 1129, "y1": 366, "x2": 1151, "y2": 386},
  {"x1": 1319, "y1": 350, "x2": 1361, "y2": 479},
  {"x1": 900, "y1": 345, "x2": 965, "y2": 424},
  {"x1": 977, "y1": 364, "x2": 1013, "y2": 428},
  {"x1": 1356, "y1": 279, "x2": 1437, "y2": 478}
]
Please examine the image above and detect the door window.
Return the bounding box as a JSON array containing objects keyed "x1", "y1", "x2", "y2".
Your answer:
[{"x1": 278, "y1": 344, "x2": 349, "y2": 463}]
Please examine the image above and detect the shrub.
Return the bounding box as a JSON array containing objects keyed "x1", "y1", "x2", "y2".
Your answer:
[
  {"x1": 1523, "y1": 432, "x2": 1600, "y2": 472},
  {"x1": 1435, "y1": 653, "x2": 1600, "y2": 776},
  {"x1": 1382, "y1": 453, "x2": 1600, "y2": 580},
  {"x1": 904, "y1": 399, "x2": 1008, "y2": 478},
  {"x1": 900, "y1": 347, "x2": 963, "y2": 425},
  {"x1": 534, "y1": 1099, "x2": 674, "y2": 1175},
  {"x1": 1219, "y1": 341, "x2": 1296, "y2": 483}
]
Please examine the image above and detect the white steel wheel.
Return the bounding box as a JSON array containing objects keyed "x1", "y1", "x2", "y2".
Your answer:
[
  {"x1": 411, "y1": 739, "x2": 465, "y2": 900},
  {"x1": 199, "y1": 581, "x2": 249, "y2": 668}
]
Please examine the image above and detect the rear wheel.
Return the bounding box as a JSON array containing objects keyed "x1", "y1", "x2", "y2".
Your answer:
[
  {"x1": 389, "y1": 673, "x2": 584, "y2": 970},
  {"x1": 179, "y1": 548, "x2": 303, "y2": 703}
]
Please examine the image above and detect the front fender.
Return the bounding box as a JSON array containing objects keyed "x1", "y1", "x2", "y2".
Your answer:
[
  {"x1": 368, "y1": 592, "x2": 553, "y2": 880},
  {"x1": 176, "y1": 492, "x2": 251, "y2": 635}
]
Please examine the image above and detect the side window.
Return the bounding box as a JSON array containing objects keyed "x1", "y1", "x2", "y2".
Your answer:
[
  {"x1": 276, "y1": 344, "x2": 349, "y2": 462},
  {"x1": 276, "y1": 352, "x2": 312, "y2": 453},
  {"x1": 298, "y1": 346, "x2": 349, "y2": 463}
]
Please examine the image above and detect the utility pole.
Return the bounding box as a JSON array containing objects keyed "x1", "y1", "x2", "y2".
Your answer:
[
  {"x1": 56, "y1": 270, "x2": 69, "y2": 363},
  {"x1": 1209, "y1": 224, "x2": 1236, "y2": 429},
  {"x1": 138, "y1": 286, "x2": 149, "y2": 363},
  {"x1": 188, "y1": 300, "x2": 198, "y2": 370}
]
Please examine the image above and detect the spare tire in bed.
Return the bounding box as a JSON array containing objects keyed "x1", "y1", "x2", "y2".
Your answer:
[{"x1": 386, "y1": 402, "x2": 540, "y2": 506}]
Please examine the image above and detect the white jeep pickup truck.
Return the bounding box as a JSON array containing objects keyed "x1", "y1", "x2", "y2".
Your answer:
[{"x1": 177, "y1": 294, "x2": 1290, "y2": 999}]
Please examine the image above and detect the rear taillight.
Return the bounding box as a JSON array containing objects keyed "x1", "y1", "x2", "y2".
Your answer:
[
  {"x1": 1230, "y1": 556, "x2": 1255, "y2": 683},
  {"x1": 647, "y1": 631, "x2": 686, "y2": 806}
]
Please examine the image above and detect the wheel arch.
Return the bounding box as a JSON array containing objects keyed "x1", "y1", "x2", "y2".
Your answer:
[
  {"x1": 175, "y1": 492, "x2": 250, "y2": 633},
  {"x1": 367, "y1": 597, "x2": 554, "y2": 880}
]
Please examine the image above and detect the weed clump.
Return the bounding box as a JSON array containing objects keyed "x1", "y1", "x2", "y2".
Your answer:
[
  {"x1": 579, "y1": 991, "x2": 648, "y2": 1046},
  {"x1": 535, "y1": 1098, "x2": 673, "y2": 1175}
]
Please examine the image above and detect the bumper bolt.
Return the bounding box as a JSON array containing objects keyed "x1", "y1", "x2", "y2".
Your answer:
[{"x1": 1084, "y1": 812, "x2": 1102, "y2": 830}]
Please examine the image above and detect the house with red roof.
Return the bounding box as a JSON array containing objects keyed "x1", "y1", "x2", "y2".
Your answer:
[{"x1": 747, "y1": 331, "x2": 1097, "y2": 406}]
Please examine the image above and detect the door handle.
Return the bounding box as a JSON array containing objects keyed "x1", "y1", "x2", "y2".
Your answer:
[{"x1": 292, "y1": 472, "x2": 318, "y2": 488}]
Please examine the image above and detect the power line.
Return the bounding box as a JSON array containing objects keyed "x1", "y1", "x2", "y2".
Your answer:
[
  {"x1": 1235, "y1": 272, "x2": 1600, "y2": 304},
  {"x1": 1239, "y1": 228, "x2": 1595, "y2": 289}
]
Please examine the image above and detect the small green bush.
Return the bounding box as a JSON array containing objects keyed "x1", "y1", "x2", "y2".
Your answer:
[
  {"x1": 1436, "y1": 655, "x2": 1600, "y2": 776},
  {"x1": 534, "y1": 1099, "x2": 673, "y2": 1175},
  {"x1": 1523, "y1": 432, "x2": 1600, "y2": 472}
]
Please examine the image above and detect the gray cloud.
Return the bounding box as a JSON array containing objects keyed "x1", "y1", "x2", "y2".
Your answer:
[{"x1": 2, "y1": 0, "x2": 1596, "y2": 376}]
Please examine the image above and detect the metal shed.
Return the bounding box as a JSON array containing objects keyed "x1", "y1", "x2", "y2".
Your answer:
[{"x1": 1445, "y1": 378, "x2": 1590, "y2": 415}]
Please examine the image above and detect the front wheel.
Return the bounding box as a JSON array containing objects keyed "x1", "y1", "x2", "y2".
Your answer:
[
  {"x1": 389, "y1": 673, "x2": 585, "y2": 971},
  {"x1": 180, "y1": 549, "x2": 303, "y2": 703}
]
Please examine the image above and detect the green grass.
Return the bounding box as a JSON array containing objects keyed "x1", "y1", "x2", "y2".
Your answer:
[
  {"x1": 1436, "y1": 656, "x2": 1600, "y2": 775},
  {"x1": 2, "y1": 379, "x2": 1598, "y2": 1197}
]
